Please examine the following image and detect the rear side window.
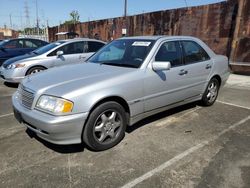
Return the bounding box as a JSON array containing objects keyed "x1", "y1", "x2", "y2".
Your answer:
[
  {"x1": 155, "y1": 41, "x2": 183, "y2": 67},
  {"x1": 87, "y1": 41, "x2": 105, "y2": 52},
  {"x1": 33, "y1": 40, "x2": 47, "y2": 47},
  {"x1": 181, "y1": 41, "x2": 210, "y2": 64},
  {"x1": 24, "y1": 40, "x2": 38, "y2": 48},
  {"x1": 48, "y1": 42, "x2": 85, "y2": 56}
]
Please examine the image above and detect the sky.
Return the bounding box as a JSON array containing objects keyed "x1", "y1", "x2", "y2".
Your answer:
[{"x1": 0, "y1": 0, "x2": 226, "y2": 30}]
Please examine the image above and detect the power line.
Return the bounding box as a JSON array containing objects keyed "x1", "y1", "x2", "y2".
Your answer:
[
  {"x1": 24, "y1": 0, "x2": 30, "y2": 28},
  {"x1": 184, "y1": 0, "x2": 188, "y2": 8}
]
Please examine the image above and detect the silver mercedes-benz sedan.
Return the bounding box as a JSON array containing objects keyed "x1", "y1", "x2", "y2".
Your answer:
[
  {"x1": 0, "y1": 38, "x2": 105, "y2": 83},
  {"x1": 12, "y1": 36, "x2": 230, "y2": 151}
]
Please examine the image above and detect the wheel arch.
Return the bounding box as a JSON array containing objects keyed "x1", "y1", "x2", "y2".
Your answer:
[
  {"x1": 84, "y1": 95, "x2": 131, "y2": 127},
  {"x1": 211, "y1": 74, "x2": 222, "y2": 86},
  {"x1": 25, "y1": 65, "x2": 47, "y2": 76}
]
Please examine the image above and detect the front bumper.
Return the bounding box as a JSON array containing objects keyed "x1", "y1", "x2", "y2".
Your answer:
[
  {"x1": 0, "y1": 66, "x2": 25, "y2": 83},
  {"x1": 12, "y1": 92, "x2": 89, "y2": 145}
]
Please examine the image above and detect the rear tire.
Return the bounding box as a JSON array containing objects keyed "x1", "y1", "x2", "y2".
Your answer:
[
  {"x1": 83, "y1": 101, "x2": 127, "y2": 151},
  {"x1": 26, "y1": 66, "x2": 46, "y2": 75},
  {"x1": 201, "y1": 78, "x2": 220, "y2": 106}
]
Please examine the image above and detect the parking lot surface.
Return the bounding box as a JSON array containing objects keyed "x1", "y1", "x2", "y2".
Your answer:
[{"x1": 0, "y1": 74, "x2": 250, "y2": 188}]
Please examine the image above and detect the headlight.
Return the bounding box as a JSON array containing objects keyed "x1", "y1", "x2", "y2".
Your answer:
[
  {"x1": 7, "y1": 63, "x2": 25, "y2": 69},
  {"x1": 36, "y1": 95, "x2": 73, "y2": 115}
]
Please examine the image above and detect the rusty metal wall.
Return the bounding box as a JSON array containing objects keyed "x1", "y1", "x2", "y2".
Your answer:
[{"x1": 48, "y1": 0, "x2": 250, "y2": 72}]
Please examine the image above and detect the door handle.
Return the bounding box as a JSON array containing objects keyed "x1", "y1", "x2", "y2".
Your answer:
[
  {"x1": 206, "y1": 64, "x2": 212, "y2": 69},
  {"x1": 79, "y1": 55, "x2": 86, "y2": 59},
  {"x1": 179, "y1": 69, "x2": 188, "y2": 76}
]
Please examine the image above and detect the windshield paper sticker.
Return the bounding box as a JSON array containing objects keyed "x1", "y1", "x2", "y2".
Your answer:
[{"x1": 132, "y1": 41, "x2": 151, "y2": 46}]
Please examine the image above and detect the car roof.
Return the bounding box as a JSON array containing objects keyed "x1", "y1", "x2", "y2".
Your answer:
[
  {"x1": 15, "y1": 38, "x2": 47, "y2": 41},
  {"x1": 120, "y1": 35, "x2": 199, "y2": 41},
  {"x1": 59, "y1": 38, "x2": 106, "y2": 43}
]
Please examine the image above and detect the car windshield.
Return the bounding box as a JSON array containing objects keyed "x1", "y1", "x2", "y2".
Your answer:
[
  {"x1": 32, "y1": 41, "x2": 65, "y2": 55},
  {"x1": 0, "y1": 40, "x2": 9, "y2": 47},
  {"x1": 88, "y1": 39, "x2": 155, "y2": 68}
]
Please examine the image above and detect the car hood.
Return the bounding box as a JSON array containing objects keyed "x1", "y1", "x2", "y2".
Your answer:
[
  {"x1": 2, "y1": 53, "x2": 38, "y2": 67},
  {"x1": 22, "y1": 63, "x2": 136, "y2": 95}
]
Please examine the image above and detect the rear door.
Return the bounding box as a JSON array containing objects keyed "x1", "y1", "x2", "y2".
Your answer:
[
  {"x1": 180, "y1": 40, "x2": 213, "y2": 96},
  {"x1": 23, "y1": 39, "x2": 39, "y2": 54}
]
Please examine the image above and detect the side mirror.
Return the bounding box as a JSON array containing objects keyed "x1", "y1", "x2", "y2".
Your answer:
[
  {"x1": 152, "y1": 61, "x2": 171, "y2": 71},
  {"x1": 56, "y1": 50, "x2": 64, "y2": 57}
]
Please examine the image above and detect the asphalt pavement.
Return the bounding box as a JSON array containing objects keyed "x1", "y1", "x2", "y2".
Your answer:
[{"x1": 0, "y1": 74, "x2": 249, "y2": 188}]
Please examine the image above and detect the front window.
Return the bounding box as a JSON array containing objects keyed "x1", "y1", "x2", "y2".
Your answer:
[
  {"x1": 155, "y1": 41, "x2": 183, "y2": 67},
  {"x1": 48, "y1": 41, "x2": 86, "y2": 56},
  {"x1": 3, "y1": 40, "x2": 24, "y2": 49},
  {"x1": 33, "y1": 41, "x2": 65, "y2": 55},
  {"x1": 88, "y1": 39, "x2": 155, "y2": 68}
]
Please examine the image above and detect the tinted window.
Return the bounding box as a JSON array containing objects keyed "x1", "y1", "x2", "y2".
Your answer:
[
  {"x1": 32, "y1": 40, "x2": 47, "y2": 47},
  {"x1": 3, "y1": 40, "x2": 24, "y2": 49},
  {"x1": 89, "y1": 39, "x2": 155, "y2": 68},
  {"x1": 181, "y1": 41, "x2": 210, "y2": 64},
  {"x1": 87, "y1": 41, "x2": 105, "y2": 52},
  {"x1": 35, "y1": 41, "x2": 65, "y2": 55},
  {"x1": 48, "y1": 41, "x2": 85, "y2": 56},
  {"x1": 24, "y1": 40, "x2": 38, "y2": 48},
  {"x1": 155, "y1": 41, "x2": 183, "y2": 67}
]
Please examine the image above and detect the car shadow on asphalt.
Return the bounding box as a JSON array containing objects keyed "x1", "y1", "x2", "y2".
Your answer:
[
  {"x1": 25, "y1": 128, "x2": 85, "y2": 154},
  {"x1": 25, "y1": 101, "x2": 200, "y2": 154},
  {"x1": 126, "y1": 102, "x2": 199, "y2": 133}
]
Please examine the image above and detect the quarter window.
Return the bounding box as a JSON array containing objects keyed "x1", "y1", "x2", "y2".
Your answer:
[
  {"x1": 155, "y1": 41, "x2": 183, "y2": 67},
  {"x1": 181, "y1": 41, "x2": 210, "y2": 64}
]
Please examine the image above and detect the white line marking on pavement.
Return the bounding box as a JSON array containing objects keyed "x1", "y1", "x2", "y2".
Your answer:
[
  {"x1": 121, "y1": 115, "x2": 250, "y2": 188},
  {"x1": 217, "y1": 100, "x2": 250, "y2": 110},
  {"x1": 0, "y1": 113, "x2": 13, "y2": 118}
]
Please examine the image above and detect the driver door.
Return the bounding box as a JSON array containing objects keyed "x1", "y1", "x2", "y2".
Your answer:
[
  {"x1": 144, "y1": 40, "x2": 193, "y2": 112},
  {"x1": 51, "y1": 41, "x2": 87, "y2": 67}
]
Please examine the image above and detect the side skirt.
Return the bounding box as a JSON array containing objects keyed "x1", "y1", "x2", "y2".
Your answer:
[{"x1": 129, "y1": 95, "x2": 202, "y2": 126}]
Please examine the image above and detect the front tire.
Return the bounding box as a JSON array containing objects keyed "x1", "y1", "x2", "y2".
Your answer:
[
  {"x1": 201, "y1": 78, "x2": 220, "y2": 106},
  {"x1": 83, "y1": 101, "x2": 127, "y2": 151},
  {"x1": 26, "y1": 66, "x2": 46, "y2": 75}
]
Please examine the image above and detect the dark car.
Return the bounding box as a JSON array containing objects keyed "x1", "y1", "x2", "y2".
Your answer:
[{"x1": 0, "y1": 38, "x2": 48, "y2": 66}]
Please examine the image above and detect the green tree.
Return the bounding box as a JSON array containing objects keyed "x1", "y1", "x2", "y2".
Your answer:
[{"x1": 64, "y1": 10, "x2": 80, "y2": 25}]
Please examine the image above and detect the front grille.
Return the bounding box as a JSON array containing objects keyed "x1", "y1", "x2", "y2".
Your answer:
[{"x1": 19, "y1": 84, "x2": 34, "y2": 109}]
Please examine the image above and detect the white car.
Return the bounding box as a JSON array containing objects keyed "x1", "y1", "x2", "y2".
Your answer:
[{"x1": 0, "y1": 38, "x2": 106, "y2": 83}]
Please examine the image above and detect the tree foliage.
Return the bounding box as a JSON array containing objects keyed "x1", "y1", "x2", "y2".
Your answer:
[{"x1": 64, "y1": 10, "x2": 80, "y2": 25}]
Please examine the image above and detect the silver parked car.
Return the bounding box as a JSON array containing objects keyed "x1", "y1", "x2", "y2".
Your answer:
[
  {"x1": 0, "y1": 38, "x2": 105, "y2": 83},
  {"x1": 12, "y1": 36, "x2": 230, "y2": 151}
]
